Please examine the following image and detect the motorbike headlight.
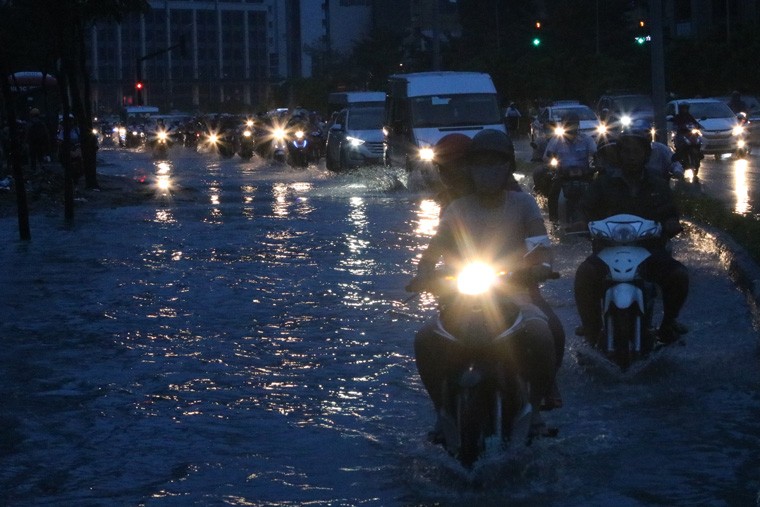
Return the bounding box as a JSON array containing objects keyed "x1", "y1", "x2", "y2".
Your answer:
[
  {"x1": 457, "y1": 263, "x2": 498, "y2": 295},
  {"x1": 92, "y1": 128, "x2": 99, "y2": 135},
  {"x1": 419, "y1": 146, "x2": 434, "y2": 162},
  {"x1": 132, "y1": 131, "x2": 138, "y2": 136},
  {"x1": 610, "y1": 223, "x2": 638, "y2": 243},
  {"x1": 243, "y1": 130, "x2": 252, "y2": 137},
  {"x1": 295, "y1": 130, "x2": 305, "y2": 140},
  {"x1": 209, "y1": 133, "x2": 219, "y2": 144},
  {"x1": 554, "y1": 126, "x2": 565, "y2": 137},
  {"x1": 691, "y1": 128, "x2": 701, "y2": 136},
  {"x1": 596, "y1": 123, "x2": 608, "y2": 136},
  {"x1": 273, "y1": 127, "x2": 286, "y2": 141},
  {"x1": 246, "y1": 120, "x2": 254, "y2": 127},
  {"x1": 119, "y1": 128, "x2": 126, "y2": 135},
  {"x1": 549, "y1": 157, "x2": 559, "y2": 169},
  {"x1": 732, "y1": 125, "x2": 744, "y2": 136},
  {"x1": 158, "y1": 131, "x2": 168, "y2": 141},
  {"x1": 620, "y1": 115, "x2": 632, "y2": 128},
  {"x1": 346, "y1": 136, "x2": 365, "y2": 147}
]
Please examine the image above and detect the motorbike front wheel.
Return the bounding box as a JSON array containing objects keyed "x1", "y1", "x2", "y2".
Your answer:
[
  {"x1": 606, "y1": 305, "x2": 641, "y2": 370},
  {"x1": 456, "y1": 388, "x2": 488, "y2": 468}
]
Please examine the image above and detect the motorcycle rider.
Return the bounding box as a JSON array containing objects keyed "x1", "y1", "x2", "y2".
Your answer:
[
  {"x1": 407, "y1": 129, "x2": 565, "y2": 438},
  {"x1": 625, "y1": 119, "x2": 684, "y2": 180},
  {"x1": 728, "y1": 91, "x2": 747, "y2": 115},
  {"x1": 574, "y1": 130, "x2": 689, "y2": 345},
  {"x1": 536, "y1": 112, "x2": 597, "y2": 221}
]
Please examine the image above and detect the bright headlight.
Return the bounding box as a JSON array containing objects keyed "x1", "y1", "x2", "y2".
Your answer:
[
  {"x1": 554, "y1": 126, "x2": 565, "y2": 137},
  {"x1": 596, "y1": 124, "x2": 608, "y2": 135},
  {"x1": 273, "y1": 127, "x2": 286, "y2": 141},
  {"x1": 620, "y1": 115, "x2": 632, "y2": 127},
  {"x1": 419, "y1": 147, "x2": 434, "y2": 162},
  {"x1": 549, "y1": 157, "x2": 559, "y2": 168},
  {"x1": 295, "y1": 130, "x2": 305, "y2": 140},
  {"x1": 457, "y1": 263, "x2": 497, "y2": 295},
  {"x1": 610, "y1": 223, "x2": 638, "y2": 243},
  {"x1": 732, "y1": 125, "x2": 744, "y2": 136},
  {"x1": 347, "y1": 136, "x2": 365, "y2": 147},
  {"x1": 157, "y1": 131, "x2": 168, "y2": 140},
  {"x1": 209, "y1": 133, "x2": 219, "y2": 144},
  {"x1": 243, "y1": 130, "x2": 252, "y2": 137}
]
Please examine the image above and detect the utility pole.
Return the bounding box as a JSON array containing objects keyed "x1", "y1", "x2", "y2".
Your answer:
[{"x1": 650, "y1": 0, "x2": 667, "y2": 144}]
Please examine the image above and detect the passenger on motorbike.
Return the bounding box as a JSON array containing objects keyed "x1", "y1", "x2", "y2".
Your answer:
[
  {"x1": 537, "y1": 112, "x2": 597, "y2": 221},
  {"x1": 574, "y1": 130, "x2": 690, "y2": 344},
  {"x1": 407, "y1": 129, "x2": 565, "y2": 437}
]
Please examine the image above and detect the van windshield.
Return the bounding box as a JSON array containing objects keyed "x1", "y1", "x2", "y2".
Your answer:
[
  {"x1": 348, "y1": 106, "x2": 384, "y2": 130},
  {"x1": 410, "y1": 94, "x2": 501, "y2": 128}
]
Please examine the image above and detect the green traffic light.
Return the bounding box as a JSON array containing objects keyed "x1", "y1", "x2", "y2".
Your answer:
[{"x1": 532, "y1": 37, "x2": 541, "y2": 47}]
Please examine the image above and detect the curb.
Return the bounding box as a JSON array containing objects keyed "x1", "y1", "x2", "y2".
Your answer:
[{"x1": 684, "y1": 219, "x2": 760, "y2": 312}]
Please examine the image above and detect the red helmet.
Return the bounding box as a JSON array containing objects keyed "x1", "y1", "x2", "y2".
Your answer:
[{"x1": 434, "y1": 133, "x2": 471, "y2": 167}]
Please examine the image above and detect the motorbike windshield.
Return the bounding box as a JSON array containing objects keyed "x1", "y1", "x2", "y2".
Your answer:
[
  {"x1": 348, "y1": 106, "x2": 384, "y2": 130},
  {"x1": 410, "y1": 94, "x2": 501, "y2": 128}
]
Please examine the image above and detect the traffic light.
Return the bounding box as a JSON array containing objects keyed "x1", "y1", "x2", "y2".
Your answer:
[
  {"x1": 135, "y1": 81, "x2": 144, "y2": 105},
  {"x1": 532, "y1": 20, "x2": 542, "y2": 47},
  {"x1": 634, "y1": 18, "x2": 650, "y2": 45}
]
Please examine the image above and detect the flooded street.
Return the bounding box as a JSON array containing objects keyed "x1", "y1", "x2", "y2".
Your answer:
[{"x1": 1, "y1": 146, "x2": 759, "y2": 506}]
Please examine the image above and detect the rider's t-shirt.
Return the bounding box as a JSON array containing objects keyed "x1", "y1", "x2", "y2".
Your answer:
[{"x1": 429, "y1": 190, "x2": 547, "y2": 269}]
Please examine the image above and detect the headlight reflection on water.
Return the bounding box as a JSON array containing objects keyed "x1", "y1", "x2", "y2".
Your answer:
[{"x1": 733, "y1": 158, "x2": 750, "y2": 215}]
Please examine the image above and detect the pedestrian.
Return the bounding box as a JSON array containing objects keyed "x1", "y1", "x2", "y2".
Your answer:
[
  {"x1": 505, "y1": 102, "x2": 522, "y2": 138},
  {"x1": 25, "y1": 108, "x2": 50, "y2": 173}
]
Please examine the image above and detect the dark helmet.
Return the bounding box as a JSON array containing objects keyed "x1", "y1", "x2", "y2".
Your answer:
[
  {"x1": 677, "y1": 102, "x2": 690, "y2": 112},
  {"x1": 623, "y1": 118, "x2": 652, "y2": 140},
  {"x1": 467, "y1": 129, "x2": 514, "y2": 161},
  {"x1": 466, "y1": 129, "x2": 515, "y2": 197},
  {"x1": 434, "y1": 133, "x2": 471, "y2": 167}
]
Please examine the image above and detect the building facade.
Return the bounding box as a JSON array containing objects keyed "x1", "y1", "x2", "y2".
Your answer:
[{"x1": 89, "y1": 0, "x2": 374, "y2": 114}]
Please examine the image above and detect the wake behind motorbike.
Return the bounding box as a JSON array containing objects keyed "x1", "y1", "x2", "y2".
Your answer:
[
  {"x1": 587, "y1": 214, "x2": 661, "y2": 370},
  {"x1": 407, "y1": 253, "x2": 559, "y2": 468}
]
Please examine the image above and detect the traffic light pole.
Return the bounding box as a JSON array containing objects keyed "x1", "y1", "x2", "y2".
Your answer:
[{"x1": 135, "y1": 36, "x2": 186, "y2": 106}]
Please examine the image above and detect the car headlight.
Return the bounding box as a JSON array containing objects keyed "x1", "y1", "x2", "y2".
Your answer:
[
  {"x1": 554, "y1": 126, "x2": 565, "y2": 137},
  {"x1": 419, "y1": 146, "x2": 434, "y2": 162},
  {"x1": 457, "y1": 262, "x2": 497, "y2": 295},
  {"x1": 346, "y1": 136, "x2": 365, "y2": 147},
  {"x1": 732, "y1": 125, "x2": 744, "y2": 136},
  {"x1": 620, "y1": 115, "x2": 632, "y2": 127}
]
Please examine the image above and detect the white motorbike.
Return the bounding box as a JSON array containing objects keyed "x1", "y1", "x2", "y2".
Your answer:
[{"x1": 588, "y1": 214, "x2": 661, "y2": 369}]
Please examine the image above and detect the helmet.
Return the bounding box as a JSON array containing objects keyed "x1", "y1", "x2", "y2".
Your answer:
[
  {"x1": 30, "y1": 108, "x2": 40, "y2": 116},
  {"x1": 467, "y1": 129, "x2": 514, "y2": 161},
  {"x1": 623, "y1": 117, "x2": 652, "y2": 140},
  {"x1": 434, "y1": 133, "x2": 471, "y2": 167}
]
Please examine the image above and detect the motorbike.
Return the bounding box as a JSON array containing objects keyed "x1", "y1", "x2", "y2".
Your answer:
[
  {"x1": 237, "y1": 120, "x2": 255, "y2": 160},
  {"x1": 269, "y1": 125, "x2": 287, "y2": 164},
  {"x1": 124, "y1": 125, "x2": 146, "y2": 149},
  {"x1": 287, "y1": 128, "x2": 312, "y2": 168},
  {"x1": 672, "y1": 123, "x2": 703, "y2": 175},
  {"x1": 150, "y1": 129, "x2": 171, "y2": 159},
  {"x1": 407, "y1": 250, "x2": 559, "y2": 468},
  {"x1": 550, "y1": 157, "x2": 594, "y2": 226},
  {"x1": 587, "y1": 214, "x2": 662, "y2": 370},
  {"x1": 734, "y1": 113, "x2": 751, "y2": 159}
]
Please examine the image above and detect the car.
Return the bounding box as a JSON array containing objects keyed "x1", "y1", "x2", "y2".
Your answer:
[
  {"x1": 325, "y1": 104, "x2": 385, "y2": 171},
  {"x1": 596, "y1": 93, "x2": 654, "y2": 135},
  {"x1": 665, "y1": 98, "x2": 748, "y2": 158},
  {"x1": 530, "y1": 101, "x2": 602, "y2": 142},
  {"x1": 529, "y1": 101, "x2": 603, "y2": 161}
]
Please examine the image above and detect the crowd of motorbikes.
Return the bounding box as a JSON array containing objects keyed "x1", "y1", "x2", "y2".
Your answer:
[{"x1": 97, "y1": 108, "x2": 327, "y2": 168}]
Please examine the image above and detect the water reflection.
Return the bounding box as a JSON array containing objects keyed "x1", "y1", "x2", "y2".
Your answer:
[
  {"x1": 271, "y1": 182, "x2": 314, "y2": 218},
  {"x1": 414, "y1": 198, "x2": 440, "y2": 237},
  {"x1": 154, "y1": 161, "x2": 173, "y2": 197},
  {"x1": 241, "y1": 184, "x2": 257, "y2": 219},
  {"x1": 732, "y1": 158, "x2": 750, "y2": 215}
]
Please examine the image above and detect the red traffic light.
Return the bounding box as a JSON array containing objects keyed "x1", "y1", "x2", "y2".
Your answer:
[{"x1": 136, "y1": 82, "x2": 143, "y2": 90}]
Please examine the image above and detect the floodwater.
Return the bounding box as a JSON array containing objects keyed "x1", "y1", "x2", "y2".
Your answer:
[{"x1": 1, "y1": 146, "x2": 759, "y2": 506}]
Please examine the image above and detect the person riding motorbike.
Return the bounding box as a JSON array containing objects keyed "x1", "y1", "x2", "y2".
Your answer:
[
  {"x1": 407, "y1": 129, "x2": 565, "y2": 438},
  {"x1": 728, "y1": 91, "x2": 747, "y2": 115},
  {"x1": 573, "y1": 130, "x2": 690, "y2": 345},
  {"x1": 536, "y1": 112, "x2": 597, "y2": 221},
  {"x1": 624, "y1": 119, "x2": 684, "y2": 180}
]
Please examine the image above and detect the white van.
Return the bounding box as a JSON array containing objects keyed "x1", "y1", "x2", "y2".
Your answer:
[{"x1": 384, "y1": 72, "x2": 506, "y2": 170}]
